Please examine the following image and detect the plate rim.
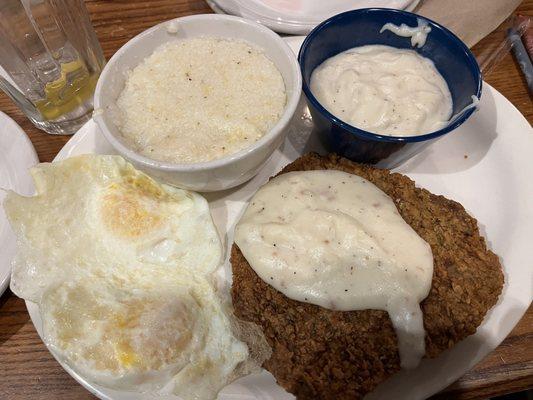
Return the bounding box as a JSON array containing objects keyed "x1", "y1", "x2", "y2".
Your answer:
[
  {"x1": 0, "y1": 111, "x2": 39, "y2": 296},
  {"x1": 206, "y1": 0, "x2": 419, "y2": 34}
]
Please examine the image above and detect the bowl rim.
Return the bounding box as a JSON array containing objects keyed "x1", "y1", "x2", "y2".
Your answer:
[
  {"x1": 93, "y1": 14, "x2": 302, "y2": 172},
  {"x1": 298, "y1": 7, "x2": 483, "y2": 143}
]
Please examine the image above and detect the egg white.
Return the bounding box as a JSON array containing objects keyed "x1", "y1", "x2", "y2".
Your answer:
[
  {"x1": 41, "y1": 268, "x2": 249, "y2": 398},
  {"x1": 4, "y1": 154, "x2": 222, "y2": 303}
]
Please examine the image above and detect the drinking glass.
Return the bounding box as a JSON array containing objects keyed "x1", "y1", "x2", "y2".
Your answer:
[{"x1": 0, "y1": 0, "x2": 105, "y2": 135}]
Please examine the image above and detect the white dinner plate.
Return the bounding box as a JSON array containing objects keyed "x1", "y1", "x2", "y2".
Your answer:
[
  {"x1": 0, "y1": 111, "x2": 38, "y2": 297},
  {"x1": 207, "y1": 0, "x2": 421, "y2": 35},
  {"x1": 24, "y1": 38, "x2": 533, "y2": 400}
]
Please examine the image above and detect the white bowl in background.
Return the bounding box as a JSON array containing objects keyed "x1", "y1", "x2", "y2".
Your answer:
[{"x1": 93, "y1": 14, "x2": 302, "y2": 192}]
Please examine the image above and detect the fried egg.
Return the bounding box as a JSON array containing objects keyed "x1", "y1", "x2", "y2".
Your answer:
[
  {"x1": 41, "y1": 268, "x2": 250, "y2": 398},
  {"x1": 4, "y1": 155, "x2": 221, "y2": 303},
  {"x1": 3, "y1": 155, "x2": 269, "y2": 398}
]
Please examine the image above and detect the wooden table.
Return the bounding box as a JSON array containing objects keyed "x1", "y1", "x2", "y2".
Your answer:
[{"x1": 0, "y1": 1, "x2": 532, "y2": 399}]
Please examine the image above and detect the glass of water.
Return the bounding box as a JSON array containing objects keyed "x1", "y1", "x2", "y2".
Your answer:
[{"x1": 0, "y1": 0, "x2": 105, "y2": 135}]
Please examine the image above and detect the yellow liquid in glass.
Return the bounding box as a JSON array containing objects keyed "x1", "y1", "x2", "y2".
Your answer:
[{"x1": 35, "y1": 59, "x2": 98, "y2": 121}]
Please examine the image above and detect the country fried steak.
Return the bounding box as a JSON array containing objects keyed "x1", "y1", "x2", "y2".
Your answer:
[{"x1": 231, "y1": 153, "x2": 504, "y2": 399}]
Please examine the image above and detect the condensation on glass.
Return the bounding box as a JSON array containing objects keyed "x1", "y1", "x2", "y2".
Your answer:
[{"x1": 0, "y1": 0, "x2": 105, "y2": 135}]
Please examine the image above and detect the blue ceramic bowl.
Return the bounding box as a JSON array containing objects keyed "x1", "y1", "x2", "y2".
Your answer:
[{"x1": 298, "y1": 8, "x2": 482, "y2": 168}]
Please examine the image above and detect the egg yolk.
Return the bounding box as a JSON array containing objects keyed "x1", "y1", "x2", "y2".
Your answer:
[{"x1": 101, "y1": 188, "x2": 162, "y2": 238}]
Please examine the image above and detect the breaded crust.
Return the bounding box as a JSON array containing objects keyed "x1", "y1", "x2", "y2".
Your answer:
[{"x1": 231, "y1": 153, "x2": 504, "y2": 399}]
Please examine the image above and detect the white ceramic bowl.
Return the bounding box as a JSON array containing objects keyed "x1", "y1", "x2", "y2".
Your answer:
[{"x1": 93, "y1": 14, "x2": 302, "y2": 192}]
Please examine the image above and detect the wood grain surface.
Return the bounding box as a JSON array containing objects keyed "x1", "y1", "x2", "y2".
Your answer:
[{"x1": 0, "y1": 1, "x2": 532, "y2": 399}]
